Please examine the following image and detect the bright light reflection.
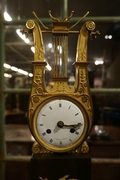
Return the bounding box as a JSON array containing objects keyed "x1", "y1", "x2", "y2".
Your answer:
[
  {"x1": 105, "y1": 35, "x2": 112, "y2": 39},
  {"x1": 95, "y1": 59, "x2": 104, "y2": 65},
  {"x1": 57, "y1": 46, "x2": 62, "y2": 53},
  {"x1": 31, "y1": 46, "x2": 35, "y2": 53},
  {"x1": 16, "y1": 29, "x2": 30, "y2": 44},
  {"x1": 48, "y1": 43, "x2": 52, "y2": 48},
  {"x1": 4, "y1": 63, "x2": 11, "y2": 69},
  {"x1": 3, "y1": 63, "x2": 33, "y2": 77},
  {"x1": 4, "y1": 12, "x2": 12, "y2": 21},
  {"x1": 29, "y1": 73, "x2": 33, "y2": 77},
  {"x1": 4, "y1": 73, "x2": 12, "y2": 78},
  {"x1": 31, "y1": 48, "x2": 52, "y2": 71},
  {"x1": 31, "y1": 135, "x2": 35, "y2": 141},
  {"x1": 18, "y1": 69, "x2": 28, "y2": 75},
  {"x1": 11, "y1": 66, "x2": 18, "y2": 71},
  {"x1": 46, "y1": 63, "x2": 52, "y2": 71}
]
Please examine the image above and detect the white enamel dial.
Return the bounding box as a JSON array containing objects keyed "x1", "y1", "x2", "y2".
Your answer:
[{"x1": 35, "y1": 98, "x2": 86, "y2": 151}]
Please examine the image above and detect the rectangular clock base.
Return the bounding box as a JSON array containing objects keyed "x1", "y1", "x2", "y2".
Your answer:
[{"x1": 30, "y1": 153, "x2": 91, "y2": 180}]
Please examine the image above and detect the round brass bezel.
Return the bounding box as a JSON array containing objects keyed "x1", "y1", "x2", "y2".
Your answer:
[{"x1": 32, "y1": 96, "x2": 88, "y2": 152}]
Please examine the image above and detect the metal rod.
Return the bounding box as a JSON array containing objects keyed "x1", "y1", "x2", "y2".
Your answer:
[
  {"x1": 3, "y1": 88, "x2": 120, "y2": 94},
  {"x1": 92, "y1": 158, "x2": 120, "y2": 164},
  {"x1": 4, "y1": 88, "x2": 31, "y2": 93},
  {"x1": 90, "y1": 88, "x2": 120, "y2": 94},
  {"x1": 1, "y1": 16, "x2": 120, "y2": 26},
  {"x1": 71, "y1": 16, "x2": 120, "y2": 23},
  {"x1": 62, "y1": 0, "x2": 68, "y2": 18},
  {"x1": 4, "y1": 156, "x2": 120, "y2": 164},
  {"x1": 5, "y1": 156, "x2": 31, "y2": 162},
  {"x1": 0, "y1": 18, "x2": 6, "y2": 180}
]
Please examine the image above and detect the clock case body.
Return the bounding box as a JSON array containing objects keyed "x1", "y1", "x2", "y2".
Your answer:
[
  {"x1": 26, "y1": 18, "x2": 98, "y2": 154},
  {"x1": 31, "y1": 153, "x2": 91, "y2": 180}
]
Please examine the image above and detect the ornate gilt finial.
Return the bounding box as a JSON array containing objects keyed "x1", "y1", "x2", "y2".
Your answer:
[
  {"x1": 62, "y1": 11, "x2": 74, "y2": 22},
  {"x1": 69, "y1": 11, "x2": 89, "y2": 30},
  {"x1": 33, "y1": 11, "x2": 49, "y2": 29},
  {"x1": 48, "y1": 10, "x2": 74, "y2": 22},
  {"x1": 48, "y1": 10, "x2": 60, "y2": 22},
  {"x1": 31, "y1": 10, "x2": 93, "y2": 31}
]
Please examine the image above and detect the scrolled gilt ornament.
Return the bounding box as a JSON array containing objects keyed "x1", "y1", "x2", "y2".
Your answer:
[
  {"x1": 33, "y1": 81, "x2": 38, "y2": 87},
  {"x1": 32, "y1": 142, "x2": 41, "y2": 153},
  {"x1": 78, "y1": 83, "x2": 88, "y2": 94},
  {"x1": 81, "y1": 95, "x2": 88, "y2": 103},
  {"x1": 39, "y1": 175, "x2": 78, "y2": 180},
  {"x1": 71, "y1": 141, "x2": 89, "y2": 153},
  {"x1": 28, "y1": 95, "x2": 40, "y2": 118},
  {"x1": 39, "y1": 177, "x2": 48, "y2": 180},
  {"x1": 26, "y1": 20, "x2": 35, "y2": 30},
  {"x1": 32, "y1": 142, "x2": 53, "y2": 154},
  {"x1": 46, "y1": 82, "x2": 74, "y2": 94},
  {"x1": 32, "y1": 95, "x2": 40, "y2": 103},
  {"x1": 35, "y1": 87, "x2": 43, "y2": 95},
  {"x1": 81, "y1": 141, "x2": 89, "y2": 153},
  {"x1": 59, "y1": 175, "x2": 78, "y2": 180},
  {"x1": 86, "y1": 21, "x2": 95, "y2": 31}
]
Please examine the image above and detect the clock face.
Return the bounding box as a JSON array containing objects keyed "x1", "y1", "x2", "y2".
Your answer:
[{"x1": 33, "y1": 98, "x2": 87, "y2": 152}]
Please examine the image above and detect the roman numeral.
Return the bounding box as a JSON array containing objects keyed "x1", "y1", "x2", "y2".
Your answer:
[
  {"x1": 68, "y1": 106, "x2": 71, "y2": 109},
  {"x1": 50, "y1": 139, "x2": 53, "y2": 143},
  {"x1": 49, "y1": 106, "x2": 52, "y2": 110},
  {"x1": 39, "y1": 124, "x2": 43, "y2": 126},
  {"x1": 60, "y1": 141, "x2": 62, "y2": 145},
  {"x1": 75, "y1": 132, "x2": 79, "y2": 135},
  {"x1": 42, "y1": 132, "x2": 46, "y2": 136},
  {"x1": 59, "y1": 103, "x2": 62, "y2": 107},
  {"x1": 75, "y1": 113, "x2": 79, "y2": 116},
  {"x1": 41, "y1": 113, "x2": 46, "y2": 116}
]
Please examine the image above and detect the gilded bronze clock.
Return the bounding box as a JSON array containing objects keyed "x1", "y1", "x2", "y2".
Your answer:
[{"x1": 26, "y1": 11, "x2": 99, "y2": 153}]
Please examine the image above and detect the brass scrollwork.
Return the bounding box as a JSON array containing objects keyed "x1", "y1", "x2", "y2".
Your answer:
[{"x1": 39, "y1": 175, "x2": 78, "y2": 180}]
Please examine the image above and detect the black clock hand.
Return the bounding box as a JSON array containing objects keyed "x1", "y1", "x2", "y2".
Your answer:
[{"x1": 57, "y1": 121, "x2": 82, "y2": 128}]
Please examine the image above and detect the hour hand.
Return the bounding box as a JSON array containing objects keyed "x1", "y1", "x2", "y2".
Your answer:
[{"x1": 57, "y1": 121, "x2": 82, "y2": 128}]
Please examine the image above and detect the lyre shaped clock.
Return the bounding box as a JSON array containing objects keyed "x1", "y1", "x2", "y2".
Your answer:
[{"x1": 26, "y1": 10, "x2": 100, "y2": 153}]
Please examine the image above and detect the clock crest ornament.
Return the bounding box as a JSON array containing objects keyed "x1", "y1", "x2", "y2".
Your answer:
[{"x1": 26, "y1": 10, "x2": 100, "y2": 153}]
